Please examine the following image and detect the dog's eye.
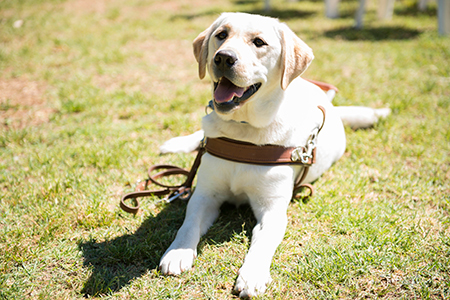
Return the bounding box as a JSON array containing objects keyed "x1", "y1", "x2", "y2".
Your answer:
[
  {"x1": 253, "y1": 37, "x2": 267, "y2": 47},
  {"x1": 216, "y1": 31, "x2": 228, "y2": 40}
]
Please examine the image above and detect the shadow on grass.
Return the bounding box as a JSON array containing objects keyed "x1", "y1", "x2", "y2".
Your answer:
[
  {"x1": 240, "y1": 8, "x2": 316, "y2": 20},
  {"x1": 79, "y1": 201, "x2": 255, "y2": 297},
  {"x1": 325, "y1": 26, "x2": 421, "y2": 41},
  {"x1": 394, "y1": 3, "x2": 437, "y2": 17},
  {"x1": 235, "y1": 0, "x2": 320, "y2": 19},
  {"x1": 170, "y1": 9, "x2": 224, "y2": 21},
  {"x1": 172, "y1": 9, "x2": 315, "y2": 21},
  {"x1": 171, "y1": 0, "x2": 315, "y2": 21}
]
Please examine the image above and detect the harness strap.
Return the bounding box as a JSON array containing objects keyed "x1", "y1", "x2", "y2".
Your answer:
[
  {"x1": 204, "y1": 138, "x2": 315, "y2": 166},
  {"x1": 317, "y1": 105, "x2": 326, "y2": 133},
  {"x1": 292, "y1": 105, "x2": 326, "y2": 198},
  {"x1": 304, "y1": 78, "x2": 338, "y2": 93}
]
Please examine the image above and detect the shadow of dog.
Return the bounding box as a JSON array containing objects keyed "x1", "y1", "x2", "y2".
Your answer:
[{"x1": 79, "y1": 201, "x2": 255, "y2": 297}]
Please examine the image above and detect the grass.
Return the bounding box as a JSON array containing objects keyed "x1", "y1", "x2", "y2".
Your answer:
[{"x1": 0, "y1": 0, "x2": 449, "y2": 298}]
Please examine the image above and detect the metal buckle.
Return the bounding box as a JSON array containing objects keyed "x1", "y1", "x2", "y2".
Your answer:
[
  {"x1": 291, "y1": 129, "x2": 318, "y2": 165},
  {"x1": 291, "y1": 147, "x2": 304, "y2": 163},
  {"x1": 291, "y1": 146, "x2": 313, "y2": 165},
  {"x1": 200, "y1": 137, "x2": 207, "y2": 148},
  {"x1": 164, "y1": 188, "x2": 192, "y2": 203}
]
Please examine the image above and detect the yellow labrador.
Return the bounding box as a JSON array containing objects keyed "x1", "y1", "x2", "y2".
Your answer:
[{"x1": 159, "y1": 13, "x2": 389, "y2": 298}]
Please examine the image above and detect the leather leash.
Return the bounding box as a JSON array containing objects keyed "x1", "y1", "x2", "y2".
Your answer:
[
  {"x1": 120, "y1": 148, "x2": 205, "y2": 214},
  {"x1": 120, "y1": 79, "x2": 333, "y2": 214},
  {"x1": 120, "y1": 106, "x2": 325, "y2": 214}
]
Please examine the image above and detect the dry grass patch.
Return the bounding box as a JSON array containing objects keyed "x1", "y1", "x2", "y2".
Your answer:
[{"x1": 0, "y1": 77, "x2": 54, "y2": 129}]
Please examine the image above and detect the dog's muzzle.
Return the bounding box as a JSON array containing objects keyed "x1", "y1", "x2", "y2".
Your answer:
[{"x1": 212, "y1": 50, "x2": 261, "y2": 113}]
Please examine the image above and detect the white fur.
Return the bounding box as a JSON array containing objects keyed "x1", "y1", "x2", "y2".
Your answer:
[
  {"x1": 336, "y1": 106, "x2": 391, "y2": 129},
  {"x1": 159, "y1": 13, "x2": 389, "y2": 298},
  {"x1": 159, "y1": 130, "x2": 204, "y2": 154}
]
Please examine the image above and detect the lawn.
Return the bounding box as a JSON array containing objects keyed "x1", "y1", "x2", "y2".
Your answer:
[{"x1": 1, "y1": 0, "x2": 449, "y2": 299}]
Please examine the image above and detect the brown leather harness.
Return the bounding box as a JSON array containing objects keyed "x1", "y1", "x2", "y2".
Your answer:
[{"x1": 120, "y1": 80, "x2": 333, "y2": 214}]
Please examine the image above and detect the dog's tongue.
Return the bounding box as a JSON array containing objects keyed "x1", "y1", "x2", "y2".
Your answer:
[{"x1": 214, "y1": 78, "x2": 245, "y2": 103}]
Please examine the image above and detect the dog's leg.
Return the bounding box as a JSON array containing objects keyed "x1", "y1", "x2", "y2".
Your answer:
[
  {"x1": 159, "y1": 187, "x2": 223, "y2": 275},
  {"x1": 334, "y1": 106, "x2": 391, "y2": 129},
  {"x1": 159, "y1": 130, "x2": 204, "y2": 154},
  {"x1": 234, "y1": 197, "x2": 290, "y2": 298}
]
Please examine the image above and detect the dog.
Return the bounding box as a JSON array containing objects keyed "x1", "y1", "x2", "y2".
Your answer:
[{"x1": 158, "y1": 12, "x2": 390, "y2": 298}]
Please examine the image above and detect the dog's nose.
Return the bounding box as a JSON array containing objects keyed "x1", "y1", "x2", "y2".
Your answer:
[{"x1": 214, "y1": 50, "x2": 238, "y2": 69}]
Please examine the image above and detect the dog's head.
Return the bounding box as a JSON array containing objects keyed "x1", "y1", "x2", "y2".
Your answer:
[{"x1": 193, "y1": 13, "x2": 314, "y2": 117}]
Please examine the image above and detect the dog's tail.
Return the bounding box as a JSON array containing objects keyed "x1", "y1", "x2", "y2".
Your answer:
[
  {"x1": 334, "y1": 106, "x2": 391, "y2": 129},
  {"x1": 304, "y1": 79, "x2": 390, "y2": 128}
]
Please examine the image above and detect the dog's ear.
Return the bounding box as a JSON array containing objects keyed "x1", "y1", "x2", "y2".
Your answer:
[
  {"x1": 193, "y1": 26, "x2": 213, "y2": 80},
  {"x1": 279, "y1": 24, "x2": 314, "y2": 90}
]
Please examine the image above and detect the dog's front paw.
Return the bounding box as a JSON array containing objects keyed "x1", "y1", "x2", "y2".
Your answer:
[
  {"x1": 234, "y1": 266, "x2": 272, "y2": 298},
  {"x1": 159, "y1": 130, "x2": 203, "y2": 154},
  {"x1": 159, "y1": 248, "x2": 196, "y2": 275}
]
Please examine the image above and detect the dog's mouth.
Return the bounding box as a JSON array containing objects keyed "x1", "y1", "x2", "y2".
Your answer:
[{"x1": 213, "y1": 77, "x2": 261, "y2": 113}]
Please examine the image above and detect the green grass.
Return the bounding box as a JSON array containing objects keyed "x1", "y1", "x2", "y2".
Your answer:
[{"x1": 1, "y1": 0, "x2": 449, "y2": 299}]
